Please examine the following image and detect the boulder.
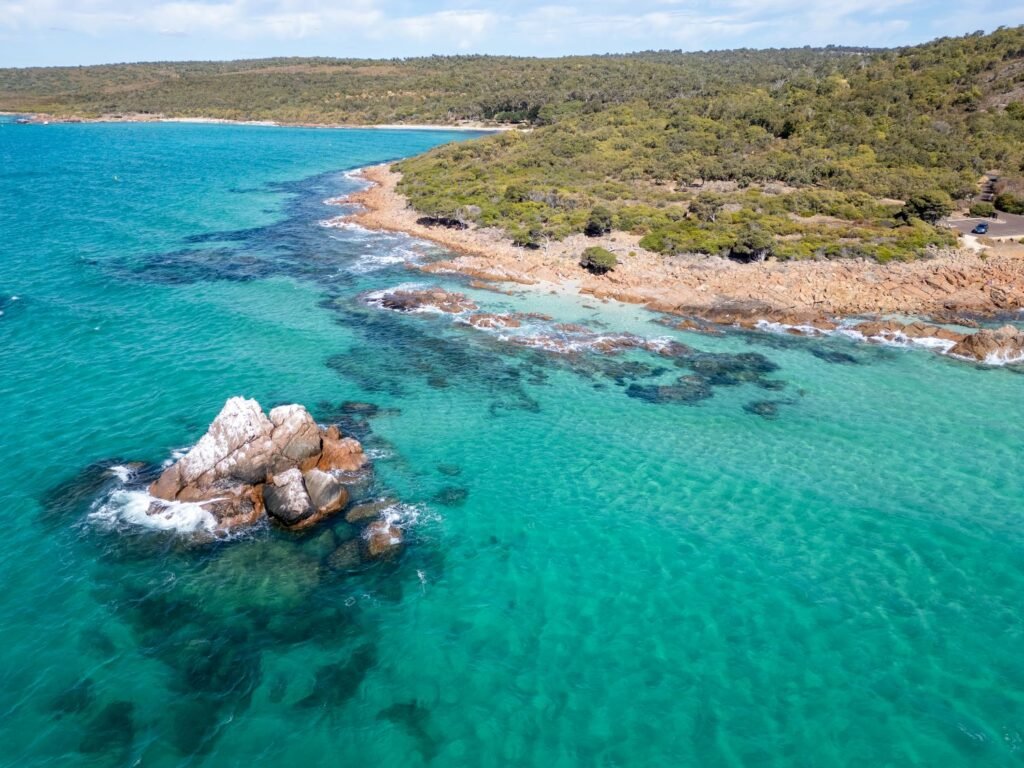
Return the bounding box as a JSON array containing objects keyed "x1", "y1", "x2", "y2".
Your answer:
[
  {"x1": 264, "y1": 468, "x2": 315, "y2": 525},
  {"x1": 364, "y1": 520, "x2": 403, "y2": 560},
  {"x1": 269, "y1": 405, "x2": 322, "y2": 466},
  {"x1": 150, "y1": 397, "x2": 273, "y2": 499},
  {"x1": 949, "y1": 325, "x2": 1024, "y2": 363},
  {"x1": 317, "y1": 435, "x2": 367, "y2": 473},
  {"x1": 302, "y1": 469, "x2": 349, "y2": 517}
]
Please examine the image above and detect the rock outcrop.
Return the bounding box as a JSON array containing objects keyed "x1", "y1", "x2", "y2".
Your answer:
[
  {"x1": 949, "y1": 324, "x2": 1024, "y2": 363},
  {"x1": 369, "y1": 287, "x2": 478, "y2": 314},
  {"x1": 148, "y1": 398, "x2": 368, "y2": 533}
]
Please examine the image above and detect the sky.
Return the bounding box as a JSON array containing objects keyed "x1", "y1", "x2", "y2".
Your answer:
[{"x1": 0, "y1": 0, "x2": 1021, "y2": 67}]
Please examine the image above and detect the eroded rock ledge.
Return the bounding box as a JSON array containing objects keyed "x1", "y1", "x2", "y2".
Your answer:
[{"x1": 148, "y1": 398, "x2": 401, "y2": 553}]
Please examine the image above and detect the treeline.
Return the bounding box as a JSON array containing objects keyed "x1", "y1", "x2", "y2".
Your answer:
[
  {"x1": 395, "y1": 28, "x2": 1024, "y2": 262},
  {"x1": 0, "y1": 49, "x2": 873, "y2": 125},
  {"x1": 5, "y1": 28, "x2": 1024, "y2": 262}
]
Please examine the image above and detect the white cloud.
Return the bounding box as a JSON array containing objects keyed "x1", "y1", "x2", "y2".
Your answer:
[{"x1": 0, "y1": 0, "x2": 1010, "y2": 58}]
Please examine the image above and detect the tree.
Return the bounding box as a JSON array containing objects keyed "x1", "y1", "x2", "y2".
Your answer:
[
  {"x1": 584, "y1": 206, "x2": 613, "y2": 236},
  {"x1": 689, "y1": 193, "x2": 724, "y2": 223},
  {"x1": 580, "y1": 246, "x2": 617, "y2": 274},
  {"x1": 729, "y1": 224, "x2": 775, "y2": 263},
  {"x1": 995, "y1": 192, "x2": 1024, "y2": 215},
  {"x1": 898, "y1": 191, "x2": 953, "y2": 224}
]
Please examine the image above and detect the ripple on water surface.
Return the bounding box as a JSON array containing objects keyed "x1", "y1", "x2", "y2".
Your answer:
[{"x1": 1, "y1": 123, "x2": 1023, "y2": 767}]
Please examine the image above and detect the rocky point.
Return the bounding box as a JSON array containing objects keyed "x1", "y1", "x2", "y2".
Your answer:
[{"x1": 146, "y1": 397, "x2": 403, "y2": 555}]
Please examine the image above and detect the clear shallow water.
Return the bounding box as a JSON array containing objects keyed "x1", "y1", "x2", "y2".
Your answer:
[{"x1": 1, "y1": 121, "x2": 1023, "y2": 767}]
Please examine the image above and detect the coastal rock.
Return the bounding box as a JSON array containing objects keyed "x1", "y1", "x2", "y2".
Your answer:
[
  {"x1": 364, "y1": 520, "x2": 403, "y2": 560},
  {"x1": 317, "y1": 434, "x2": 368, "y2": 473},
  {"x1": 170, "y1": 481, "x2": 265, "y2": 531},
  {"x1": 302, "y1": 469, "x2": 349, "y2": 518},
  {"x1": 134, "y1": 398, "x2": 382, "y2": 535},
  {"x1": 852, "y1": 319, "x2": 966, "y2": 347},
  {"x1": 465, "y1": 313, "x2": 522, "y2": 329},
  {"x1": 264, "y1": 468, "x2": 315, "y2": 525},
  {"x1": 372, "y1": 288, "x2": 478, "y2": 314},
  {"x1": 949, "y1": 325, "x2": 1024, "y2": 363},
  {"x1": 151, "y1": 397, "x2": 274, "y2": 497},
  {"x1": 268, "y1": 405, "x2": 322, "y2": 469}
]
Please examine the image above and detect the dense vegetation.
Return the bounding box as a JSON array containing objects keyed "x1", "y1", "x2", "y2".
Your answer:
[
  {"x1": 395, "y1": 28, "x2": 1024, "y2": 262},
  {"x1": 0, "y1": 49, "x2": 875, "y2": 125},
  {"x1": 5, "y1": 27, "x2": 1023, "y2": 262}
]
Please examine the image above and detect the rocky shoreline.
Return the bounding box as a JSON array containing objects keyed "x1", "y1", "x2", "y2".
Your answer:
[{"x1": 333, "y1": 165, "x2": 1024, "y2": 365}]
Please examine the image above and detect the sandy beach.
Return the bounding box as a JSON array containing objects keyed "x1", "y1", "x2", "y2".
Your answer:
[
  {"x1": 14, "y1": 112, "x2": 514, "y2": 132},
  {"x1": 336, "y1": 164, "x2": 1024, "y2": 326}
]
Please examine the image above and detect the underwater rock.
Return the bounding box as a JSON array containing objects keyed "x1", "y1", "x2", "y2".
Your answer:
[
  {"x1": 743, "y1": 400, "x2": 782, "y2": 419},
  {"x1": 327, "y1": 539, "x2": 363, "y2": 571},
  {"x1": 345, "y1": 498, "x2": 396, "y2": 524},
  {"x1": 365, "y1": 520, "x2": 403, "y2": 560},
  {"x1": 949, "y1": 324, "x2": 1024, "y2": 364},
  {"x1": 144, "y1": 398, "x2": 370, "y2": 534},
  {"x1": 432, "y1": 486, "x2": 469, "y2": 507},
  {"x1": 626, "y1": 375, "x2": 713, "y2": 405}
]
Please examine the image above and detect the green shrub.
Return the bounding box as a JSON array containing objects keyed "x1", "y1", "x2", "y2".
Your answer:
[
  {"x1": 898, "y1": 191, "x2": 953, "y2": 224},
  {"x1": 580, "y1": 246, "x2": 617, "y2": 274},
  {"x1": 995, "y1": 192, "x2": 1024, "y2": 215},
  {"x1": 968, "y1": 201, "x2": 996, "y2": 218},
  {"x1": 584, "y1": 205, "x2": 613, "y2": 236},
  {"x1": 729, "y1": 224, "x2": 776, "y2": 262}
]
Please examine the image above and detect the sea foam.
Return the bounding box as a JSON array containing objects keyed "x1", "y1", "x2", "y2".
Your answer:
[{"x1": 89, "y1": 490, "x2": 218, "y2": 534}]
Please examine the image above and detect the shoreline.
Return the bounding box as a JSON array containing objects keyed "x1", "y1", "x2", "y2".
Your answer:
[
  {"x1": 7, "y1": 112, "x2": 514, "y2": 132},
  {"x1": 336, "y1": 165, "x2": 1024, "y2": 322},
  {"x1": 331, "y1": 164, "x2": 1024, "y2": 364}
]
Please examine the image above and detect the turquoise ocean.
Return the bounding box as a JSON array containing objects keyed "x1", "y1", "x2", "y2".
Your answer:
[{"x1": 1, "y1": 116, "x2": 1023, "y2": 766}]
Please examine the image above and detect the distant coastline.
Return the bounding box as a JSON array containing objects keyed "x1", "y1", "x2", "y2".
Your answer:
[{"x1": 7, "y1": 112, "x2": 516, "y2": 132}]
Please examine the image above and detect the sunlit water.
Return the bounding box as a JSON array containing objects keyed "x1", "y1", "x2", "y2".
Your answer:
[{"x1": 1, "y1": 118, "x2": 1023, "y2": 767}]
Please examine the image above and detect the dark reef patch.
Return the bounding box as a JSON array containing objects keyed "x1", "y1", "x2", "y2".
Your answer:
[
  {"x1": 79, "y1": 700, "x2": 135, "y2": 755},
  {"x1": 683, "y1": 352, "x2": 780, "y2": 387},
  {"x1": 378, "y1": 700, "x2": 441, "y2": 762},
  {"x1": 298, "y1": 643, "x2": 378, "y2": 710},
  {"x1": 743, "y1": 400, "x2": 784, "y2": 419},
  {"x1": 50, "y1": 677, "x2": 96, "y2": 719},
  {"x1": 810, "y1": 348, "x2": 860, "y2": 365},
  {"x1": 98, "y1": 170, "x2": 368, "y2": 288},
  {"x1": 432, "y1": 486, "x2": 469, "y2": 507}
]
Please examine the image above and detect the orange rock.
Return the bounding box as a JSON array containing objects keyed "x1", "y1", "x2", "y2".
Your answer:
[{"x1": 317, "y1": 435, "x2": 368, "y2": 473}]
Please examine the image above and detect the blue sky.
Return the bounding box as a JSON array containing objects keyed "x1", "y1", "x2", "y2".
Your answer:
[{"x1": 0, "y1": 0, "x2": 1021, "y2": 67}]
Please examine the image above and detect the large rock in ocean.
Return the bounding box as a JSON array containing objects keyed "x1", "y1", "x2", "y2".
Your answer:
[{"x1": 148, "y1": 398, "x2": 367, "y2": 533}]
